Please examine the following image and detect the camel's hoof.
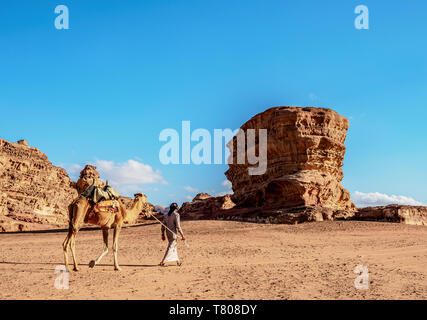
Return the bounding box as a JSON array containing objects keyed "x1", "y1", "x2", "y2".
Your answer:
[
  {"x1": 114, "y1": 266, "x2": 122, "y2": 271},
  {"x1": 89, "y1": 260, "x2": 96, "y2": 268},
  {"x1": 73, "y1": 267, "x2": 80, "y2": 272}
]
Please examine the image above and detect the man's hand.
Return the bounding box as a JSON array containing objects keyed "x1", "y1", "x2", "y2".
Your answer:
[
  {"x1": 161, "y1": 234, "x2": 165, "y2": 241},
  {"x1": 181, "y1": 236, "x2": 186, "y2": 241}
]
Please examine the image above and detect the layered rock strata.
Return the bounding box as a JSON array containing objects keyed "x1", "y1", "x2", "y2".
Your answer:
[
  {"x1": 0, "y1": 139, "x2": 157, "y2": 231},
  {"x1": 0, "y1": 139, "x2": 78, "y2": 231},
  {"x1": 179, "y1": 193, "x2": 236, "y2": 219},
  {"x1": 355, "y1": 205, "x2": 427, "y2": 226},
  {"x1": 225, "y1": 106, "x2": 355, "y2": 212}
]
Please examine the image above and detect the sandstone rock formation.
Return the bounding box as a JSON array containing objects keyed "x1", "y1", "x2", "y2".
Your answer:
[
  {"x1": 179, "y1": 193, "x2": 236, "y2": 219},
  {"x1": 17, "y1": 140, "x2": 28, "y2": 146},
  {"x1": 192, "y1": 193, "x2": 212, "y2": 202},
  {"x1": 141, "y1": 105, "x2": 425, "y2": 226},
  {"x1": 224, "y1": 106, "x2": 355, "y2": 222},
  {"x1": 0, "y1": 138, "x2": 78, "y2": 232},
  {"x1": 0, "y1": 139, "x2": 158, "y2": 231},
  {"x1": 355, "y1": 205, "x2": 427, "y2": 226},
  {"x1": 76, "y1": 164, "x2": 104, "y2": 194},
  {"x1": 178, "y1": 106, "x2": 358, "y2": 223}
]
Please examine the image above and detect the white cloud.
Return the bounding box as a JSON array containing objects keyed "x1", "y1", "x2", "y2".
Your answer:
[
  {"x1": 215, "y1": 179, "x2": 233, "y2": 196},
  {"x1": 95, "y1": 159, "x2": 166, "y2": 186},
  {"x1": 64, "y1": 159, "x2": 166, "y2": 196},
  {"x1": 221, "y1": 179, "x2": 232, "y2": 189},
  {"x1": 185, "y1": 195, "x2": 193, "y2": 201},
  {"x1": 352, "y1": 191, "x2": 424, "y2": 208},
  {"x1": 184, "y1": 186, "x2": 198, "y2": 193}
]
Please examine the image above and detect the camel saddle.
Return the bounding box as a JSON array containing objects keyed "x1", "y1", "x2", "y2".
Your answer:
[
  {"x1": 82, "y1": 184, "x2": 119, "y2": 204},
  {"x1": 85, "y1": 199, "x2": 119, "y2": 226}
]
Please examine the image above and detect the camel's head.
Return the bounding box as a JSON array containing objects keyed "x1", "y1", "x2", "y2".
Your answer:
[
  {"x1": 134, "y1": 193, "x2": 144, "y2": 200},
  {"x1": 133, "y1": 193, "x2": 153, "y2": 218}
]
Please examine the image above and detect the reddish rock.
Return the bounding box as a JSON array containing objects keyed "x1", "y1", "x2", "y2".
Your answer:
[
  {"x1": 225, "y1": 106, "x2": 355, "y2": 220},
  {"x1": 192, "y1": 193, "x2": 212, "y2": 201},
  {"x1": 0, "y1": 138, "x2": 78, "y2": 231},
  {"x1": 179, "y1": 106, "x2": 356, "y2": 223},
  {"x1": 179, "y1": 193, "x2": 236, "y2": 219},
  {"x1": 0, "y1": 139, "x2": 158, "y2": 231},
  {"x1": 355, "y1": 205, "x2": 427, "y2": 226},
  {"x1": 17, "y1": 140, "x2": 28, "y2": 146},
  {"x1": 75, "y1": 165, "x2": 104, "y2": 194}
]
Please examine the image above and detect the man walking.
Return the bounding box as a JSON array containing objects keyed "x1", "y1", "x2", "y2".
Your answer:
[{"x1": 159, "y1": 203, "x2": 186, "y2": 266}]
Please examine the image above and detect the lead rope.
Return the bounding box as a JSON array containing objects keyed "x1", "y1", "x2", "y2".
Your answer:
[{"x1": 151, "y1": 214, "x2": 190, "y2": 248}]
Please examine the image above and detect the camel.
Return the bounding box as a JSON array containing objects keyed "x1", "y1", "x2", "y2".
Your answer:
[{"x1": 63, "y1": 193, "x2": 151, "y2": 272}]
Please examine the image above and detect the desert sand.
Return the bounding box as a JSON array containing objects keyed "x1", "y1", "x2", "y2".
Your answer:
[{"x1": 0, "y1": 220, "x2": 425, "y2": 300}]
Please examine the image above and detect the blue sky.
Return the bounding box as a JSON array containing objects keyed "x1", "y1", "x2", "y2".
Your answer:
[{"x1": 0, "y1": 1, "x2": 426, "y2": 207}]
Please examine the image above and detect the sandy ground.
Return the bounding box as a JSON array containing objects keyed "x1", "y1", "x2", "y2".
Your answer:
[{"x1": 0, "y1": 220, "x2": 426, "y2": 300}]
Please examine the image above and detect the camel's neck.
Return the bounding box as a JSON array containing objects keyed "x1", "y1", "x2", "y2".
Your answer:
[{"x1": 124, "y1": 199, "x2": 143, "y2": 223}]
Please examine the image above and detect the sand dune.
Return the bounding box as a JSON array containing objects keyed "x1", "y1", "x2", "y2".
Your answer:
[{"x1": 0, "y1": 220, "x2": 425, "y2": 300}]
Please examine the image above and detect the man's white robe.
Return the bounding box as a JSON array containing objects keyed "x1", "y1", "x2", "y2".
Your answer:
[{"x1": 161, "y1": 211, "x2": 184, "y2": 263}]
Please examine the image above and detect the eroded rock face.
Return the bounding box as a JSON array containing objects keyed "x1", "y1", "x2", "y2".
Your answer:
[
  {"x1": 225, "y1": 106, "x2": 355, "y2": 213},
  {"x1": 355, "y1": 205, "x2": 427, "y2": 226},
  {"x1": 76, "y1": 165, "x2": 104, "y2": 194},
  {"x1": 177, "y1": 106, "x2": 356, "y2": 223},
  {"x1": 0, "y1": 139, "x2": 158, "y2": 231},
  {"x1": 0, "y1": 139, "x2": 78, "y2": 231},
  {"x1": 179, "y1": 193, "x2": 236, "y2": 219}
]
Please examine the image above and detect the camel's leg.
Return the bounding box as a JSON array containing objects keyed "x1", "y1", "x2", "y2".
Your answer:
[
  {"x1": 89, "y1": 228, "x2": 109, "y2": 268},
  {"x1": 62, "y1": 231, "x2": 72, "y2": 273},
  {"x1": 70, "y1": 228, "x2": 80, "y2": 272},
  {"x1": 113, "y1": 225, "x2": 122, "y2": 271}
]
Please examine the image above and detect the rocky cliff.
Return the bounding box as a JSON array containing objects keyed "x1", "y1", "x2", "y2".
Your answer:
[
  {"x1": 0, "y1": 139, "x2": 158, "y2": 231},
  {"x1": 179, "y1": 193, "x2": 236, "y2": 219},
  {"x1": 0, "y1": 139, "x2": 78, "y2": 231},
  {"x1": 355, "y1": 205, "x2": 427, "y2": 226}
]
